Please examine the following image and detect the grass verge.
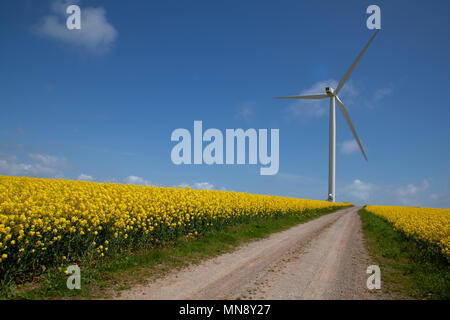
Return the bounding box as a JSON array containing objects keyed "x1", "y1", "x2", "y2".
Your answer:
[
  {"x1": 1, "y1": 206, "x2": 347, "y2": 300},
  {"x1": 359, "y1": 208, "x2": 450, "y2": 300}
]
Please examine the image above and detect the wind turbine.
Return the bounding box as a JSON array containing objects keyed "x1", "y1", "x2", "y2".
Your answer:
[{"x1": 274, "y1": 30, "x2": 379, "y2": 202}]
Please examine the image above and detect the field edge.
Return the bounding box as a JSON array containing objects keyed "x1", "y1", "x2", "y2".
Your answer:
[
  {"x1": 358, "y1": 208, "x2": 450, "y2": 300},
  {"x1": 2, "y1": 206, "x2": 349, "y2": 300}
]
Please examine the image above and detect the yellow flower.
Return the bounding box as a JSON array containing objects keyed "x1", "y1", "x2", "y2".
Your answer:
[
  {"x1": 366, "y1": 205, "x2": 449, "y2": 256},
  {"x1": 0, "y1": 174, "x2": 351, "y2": 283}
]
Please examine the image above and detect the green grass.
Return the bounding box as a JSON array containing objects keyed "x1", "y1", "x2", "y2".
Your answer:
[
  {"x1": 1, "y1": 206, "x2": 347, "y2": 300},
  {"x1": 359, "y1": 208, "x2": 450, "y2": 300}
]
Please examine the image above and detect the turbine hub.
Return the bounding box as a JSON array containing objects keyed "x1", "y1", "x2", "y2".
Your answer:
[{"x1": 325, "y1": 87, "x2": 334, "y2": 97}]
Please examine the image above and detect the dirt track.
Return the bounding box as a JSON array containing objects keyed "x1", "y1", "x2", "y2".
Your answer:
[{"x1": 115, "y1": 206, "x2": 385, "y2": 300}]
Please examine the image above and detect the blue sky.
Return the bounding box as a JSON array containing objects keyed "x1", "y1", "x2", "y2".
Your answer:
[{"x1": 1, "y1": 0, "x2": 449, "y2": 207}]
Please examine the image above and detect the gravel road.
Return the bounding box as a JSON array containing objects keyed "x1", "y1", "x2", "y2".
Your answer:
[{"x1": 114, "y1": 206, "x2": 385, "y2": 300}]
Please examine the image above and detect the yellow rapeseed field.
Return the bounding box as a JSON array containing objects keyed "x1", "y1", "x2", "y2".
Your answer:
[
  {"x1": 0, "y1": 175, "x2": 348, "y2": 283},
  {"x1": 365, "y1": 205, "x2": 450, "y2": 257}
]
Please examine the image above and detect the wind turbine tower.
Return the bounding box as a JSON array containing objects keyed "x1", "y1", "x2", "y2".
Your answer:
[{"x1": 275, "y1": 30, "x2": 379, "y2": 202}]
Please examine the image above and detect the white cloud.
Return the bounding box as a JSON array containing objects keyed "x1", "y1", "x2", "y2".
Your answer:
[
  {"x1": 33, "y1": 0, "x2": 117, "y2": 54},
  {"x1": 341, "y1": 179, "x2": 374, "y2": 202},
  {"x1": 124, "y1": 175, "x2": 152, "y2": 186},
  {"x1": 365, "y1": 86, "x2": 394, "y2": 109},
  {"x1": 339, "y1": 178, "x2": 447, "y2": 208},
  {"x1": 340, "y1": 139, "x2": 359, "y2": 155},
  {"x1": 429, "y1": 186, "x2": 450, "y2": 208},
  {"x1": 192, "y1": 182, "x2": 215, "y2": 190},
  {"x1": 236, "y1": 102, "x2": 255, "y2": 120},
  {"x1": 286, "y1": 79, "x2": 358, "y2": 119},
  {"x1": 395, "y1": 179, "x2": 430, "y2": 205},
  {"x1": 179, "y1": 182, "x2": 216, "y2": 190},
  {"x1": 28, "y1": 153, "x2": 66, "y2": 168},
  {"x1": 78, "y1": 173, "x2": 93, "y2": 181},
  {"x1": 374, "y1": 87, "x2": 393, "y2": 101},
  {"x1": 0, "y1": 153, "x2": 68, "y2": 178}
]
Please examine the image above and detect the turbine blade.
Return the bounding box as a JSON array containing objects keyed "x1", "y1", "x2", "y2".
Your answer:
[
  {"x1": 335, "y1": 30, "x2": 379, "y2": 95},
  {"x1": 274, "y1": 94, "x2": 328, "y2": 100},
  {"x1": 335, "y1": 96, "x2": 368, "y2": 161}
]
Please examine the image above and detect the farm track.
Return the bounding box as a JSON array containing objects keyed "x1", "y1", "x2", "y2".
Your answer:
[{"x1": 114, "y1": 206, "x2": 386, "y2": 300}]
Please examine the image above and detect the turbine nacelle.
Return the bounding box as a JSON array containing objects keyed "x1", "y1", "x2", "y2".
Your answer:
[{"x1": 325, "y1": 87, "x2": 334, "y2": 97}]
